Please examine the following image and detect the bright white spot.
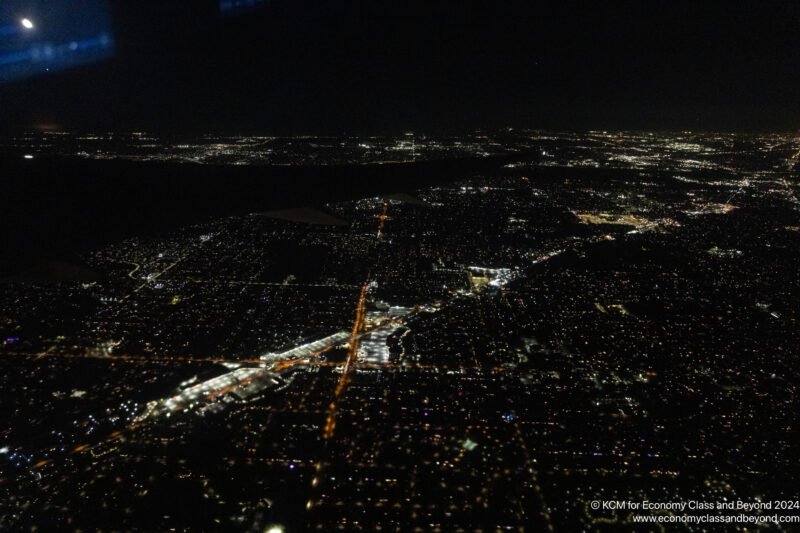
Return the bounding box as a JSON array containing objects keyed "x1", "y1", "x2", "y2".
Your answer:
[
  {"x1": 0, "y1": 447, "x2": 9, "y2": 454},
  {"x1": 267, "y1": 528, "x2": 284, "y2": 533},
  {"x1": 21, "y1": 18, "x2": 34, "y2": 29},
  {"x1": 23, "y1": 154, "x2": 34, "y2": 159}
]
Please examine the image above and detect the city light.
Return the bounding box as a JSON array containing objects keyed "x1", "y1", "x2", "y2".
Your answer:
[{"x1": 1, "y1": 129, "x2": 798, "y2": 531}]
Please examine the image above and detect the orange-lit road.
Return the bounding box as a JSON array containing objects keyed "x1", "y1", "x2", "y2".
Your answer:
[
  {"x1": 323, "y1": 283, "x2": 368, "y2": 439},
  {"x1": 323, "y1": 201, "x2": 388, "y2": 439},
  {"x1": 2, "y1": 316, "x2": 405, "y2": 368},
  {"x1": 376, "y1": 201, "x2": 389, "y2": 237},
  {"x1": 4, "y1": 315, "x2": 409, "y2": 368}
]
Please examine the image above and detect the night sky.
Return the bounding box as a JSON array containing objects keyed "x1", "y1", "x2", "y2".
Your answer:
[{"x1": 1, "y1": 0, "x2": 799, "y2": 134}]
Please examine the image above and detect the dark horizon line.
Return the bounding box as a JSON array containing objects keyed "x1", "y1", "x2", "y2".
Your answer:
[{"x1": 3, "y1": 125, "x2": 800, "y2": 139}]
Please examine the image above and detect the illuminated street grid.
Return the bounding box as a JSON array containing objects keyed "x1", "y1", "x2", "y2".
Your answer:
[{"x1": 1, "y1": 130, "x2": 799, "y2": 531}]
